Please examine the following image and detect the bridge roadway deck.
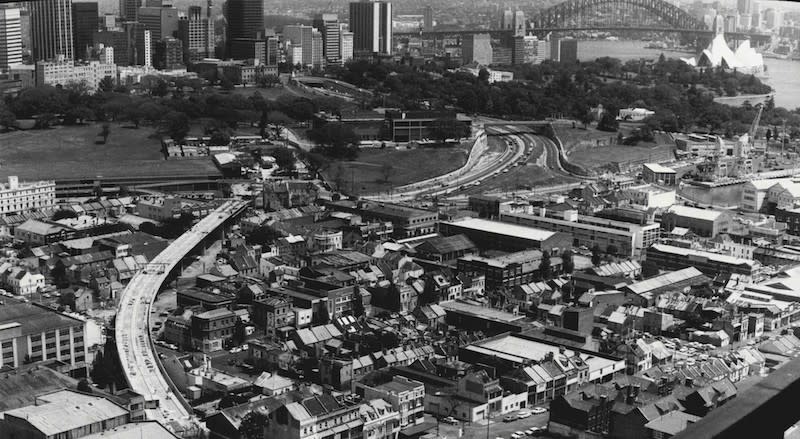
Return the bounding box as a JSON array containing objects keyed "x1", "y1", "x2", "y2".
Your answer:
[{"x1": 115, "y1": 199, "x2": 249, "y2": 428}]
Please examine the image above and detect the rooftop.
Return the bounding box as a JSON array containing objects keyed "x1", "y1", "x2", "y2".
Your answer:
[
  {"x1": 439, "y1": 300, "x2": 525, "y2": 323},
  {"x1": 667, "y1": 205, "x2": 725, "y2": 222},
  {"x1": 464, "y1": 333, "x2": 622, "y2": 374},
  {"x1": 649, "y1": 244, "x2": 758, "y2": 268},
  {"x1": 643, "y1": 163, "x2": 677, "y2": 174},
  {"x1": 0, "y1": 366, "x2": 78, "y2": 412},
  {"x1": 82, "y1": 422, "x2": 178, "y2": 439},
  {"x1": 625, "y1": 267, "x2": 707, "y2": 295},
  {"x1": 0, "y1": 302, "x2": 83, "y2": 336},
  {"x1": 441, "y1": 217, "x2": 557, "y2": 242},
  {"x1": 2, "y1": 390, "x2": 128, "y2": 437}
]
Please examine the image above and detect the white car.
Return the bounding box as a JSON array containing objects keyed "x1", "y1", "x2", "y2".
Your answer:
[
  {"x1": 517, "y1": 410, "x2": 531, "y2": 419},
  {"x1": 531, "y1": 407, "x2": 548, "y2": 415}
]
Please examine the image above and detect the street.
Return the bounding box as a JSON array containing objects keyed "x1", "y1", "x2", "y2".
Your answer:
[{"x1": 430, "y1": 410, "x2": 550, "y2": 439}]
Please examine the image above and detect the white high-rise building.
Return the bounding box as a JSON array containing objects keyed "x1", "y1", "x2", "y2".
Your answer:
[
  {"x1": 340, "y1": 28, "x2": 354, "y2": 63},
  {"x1": 0, "y1": 7, "x2": 22, "y2": 70},
  {"x1": 0, "y1": 176, "x2": 56, "y2": 215}
]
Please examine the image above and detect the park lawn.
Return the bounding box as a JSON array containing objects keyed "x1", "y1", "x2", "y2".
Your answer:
[
  {"x1": 322, "y1": 147, "x2": 469, "y2": 196},
  {"x1": 0, "y1": 123, "x2": 219, "y2": 180}
]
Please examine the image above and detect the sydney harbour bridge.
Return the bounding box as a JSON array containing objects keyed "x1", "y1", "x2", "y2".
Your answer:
[{"x1": 395, "y1": 0, "x2": 771, "y2": 46}]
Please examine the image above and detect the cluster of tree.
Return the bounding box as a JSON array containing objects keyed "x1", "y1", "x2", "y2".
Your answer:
[
  {"x1": 328, "y1": 58, "x2": 799, "y2": 139},
  {"x1": 1, "y1": 80, "x2": 345, "y2": 144},
  {"x1": 307, "y1": 122, "x2": 359, "y2": 159}
]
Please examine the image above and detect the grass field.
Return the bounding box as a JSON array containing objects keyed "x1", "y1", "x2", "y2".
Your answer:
[
  {"x1": 0, "y1": 123, "x2": 220, "y2": 180},
  {"x1": 321, "y1": 147, "x2": 469, "y2": 196},
  {"x1": 555, "y1": 123, "x2": 675, "y2": 171}
]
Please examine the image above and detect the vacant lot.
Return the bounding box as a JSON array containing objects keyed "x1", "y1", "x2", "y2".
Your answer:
[
  {"x1": 555, "y1": 123, "x2": 674, "y2": 171},
  {"x1": 322, "y1": 147, "x2": 469, "y2": 196},
  {"x1": 0, "y1": 123, "x2": 219, "y2": 180}
]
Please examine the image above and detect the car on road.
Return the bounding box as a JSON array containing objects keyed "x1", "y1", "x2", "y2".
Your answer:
[
  {"x1": 503, "y1": 415, "x2": 517, "y2": 422},
  {"x1": 512, "y1": 431, "x2": 526, "y2": 439},
  {"x1": 525, "y1": 427, "x2": 541, "y2": 435},
  {"x1": 517, "y1": 410, "x2": 531, "y2": 419},
  {"x1": 530, "y1": 407, "x2": 548, "y2": 415},
  {"x1": 440, "y1": 416, "x2": 459, "y2": 425}
]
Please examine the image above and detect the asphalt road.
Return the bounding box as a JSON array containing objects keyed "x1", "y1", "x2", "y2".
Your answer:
[{"x1": 432, "y1": 410, "x2": 551, "y2": 439}]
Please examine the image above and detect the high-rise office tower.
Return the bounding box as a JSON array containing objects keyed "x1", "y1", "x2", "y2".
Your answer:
[
  {"x1": 501, "y1": 9, "x2": 512, "y2": 29},
  {"x1": 30, "y1": 0, "x2": 74, "y2": 61},
  {"x1": 462, "y1": 33, "x2": 492, "y2": 65},
  {"x1": 513, "y1": 10, "x2": 525, "y2": 37},
  {"x1": 0, "y1": 7, "x2": 23, "y2": 69},
  {"x1": 349, "y1": 0, "x2": 392, "y2": 56},
  {"x1": 155, "y1": 35, "x2": 182, "y2": 69},
  {"x1": 737, "y1": 0, "x2": 751, "y2": 15},
  {"x1": 340, "y1": 25, "x2": 353, "y2": 63},
  {"x1": 72, "y1": 1, "x2": 98, "y2": 60},
  {"x1": 137, "y1": 4, "x2": 178, "y2": 43},
  {"x1": 314, "y1": 13, "x2": 341, "y2": 65},
  {"x1": 423, "y1": 6, "x2": 433, "y2": 31},
  {"x1": 119, "y1": 0, "x2": 141, "y2": 21},
  {"x1": 311, "y1": 28, "x2": 323, "y2": 69},
  {"x1": 225, "y1": 0, "x2": 264, "y2": 49},
  {"x1": 284, "y1": 24, "x2": 314, "y2": 66},
  {"x1": 178, "y1": 5, "x2": 213, "y2": 63}
]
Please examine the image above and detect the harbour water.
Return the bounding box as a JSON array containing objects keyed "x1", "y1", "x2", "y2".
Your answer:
[{"x1": 577, "y1": 40, "x2": 800, "y2": 111}]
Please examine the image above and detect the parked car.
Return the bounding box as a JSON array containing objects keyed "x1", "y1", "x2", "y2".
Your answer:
[
  {"x1": 503, "y1": 415, "x2": 517, "y2": 422},
  {"x1": 517, "y1": 410, "x2": 531, "y2": 419},
  {"x1": 441, "y1": 417, "x2": 459, "y2": 425},
  {"x1": 531, "y1": 407, "x2": 548, "y2": 415}
]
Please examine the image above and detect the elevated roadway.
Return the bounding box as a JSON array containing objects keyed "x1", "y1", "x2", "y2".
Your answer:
[{"x1": 115, "y1": 199, "x2": 249, "y2": 431}]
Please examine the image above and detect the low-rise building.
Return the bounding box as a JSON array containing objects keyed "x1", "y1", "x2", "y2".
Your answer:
[
  {"x1": 622, "y1": 184, "x2": 676, "y2": 209},
  {"x1": 661, "y1": 205, "x2": 729, "y2": 238},
  {"x1": 35, "y1": 58, "x2": 116, "y2": 91},
  {"x1": 499, "y1": 210, "x2": 660, "y2": 258},
  {"x1": 440, "y1": 217, "x2": 573, "y2": 254},
  {"x1": 456, "y1": 250, "x2": 561, "y2": 292},
  {"x1": 642, "y1": 163, "x2": 677, "y2": 185},
  {"x1": 357, "y1": 376, "x2": 425, "y2": 427},
  {"x1": 191, "y1": 308, "x2": 238, "y2": 352},
  {"x1": 0, "y1": 176, "x2": 56, "y2": 216},
  {"x1": 0, "y1": 389, "x2": 130, "y2": 439},
  {"x1": 645, "y1": 243, "x2": 761, "y2": 278},
  {"x1": 0, "y1": 301, "x2": 88, "y2": 376},
  {"x1": 267, "y1": 394, "x2": 363, "y2": 439}
]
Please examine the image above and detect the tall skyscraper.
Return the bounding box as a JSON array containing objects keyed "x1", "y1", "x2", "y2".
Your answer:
[
  {"x1": 340, "y1": 27, "x2": 353, "y2": 63},
  {"x1": 137, "y1": 4, "x2": 179, "y2": 43},
  {"x1": 119, "y1": 0, "x2": 141, "y2": 21},
  {"x1": 30, "y1": 0, "x2": 74, "y2": 61},
  {"x1": 311, "y1": 28, "x2": 323, "y2": 69},
  {"x1": 178, "y1": 5, "x2": 214, "y2": 63},
  {"x1": 423, "y1": 6, "x2": 433, "y2": 31},
  {"x1": 314, "y1": 13, "x2": 341, "y2": 65},
  {"x1": 462, "y1": 33, "x2": 492, "y2": 65},
  {"x1": 501, "y1": 9, "x2": 512, "y2": 29},
  {"x1": 0, "y1": 7, "x2": 23, "y2": 69},
  {"x1": 225, "y1": 0, "x2": 264, "y2": 47},
  {"x1": 513, "y1": 10, "x2": 525, "y2": 37},
  {"x1": 737, "y1": 0, "x2": 751, "y2": 15},
  {"x1": 72, "y1": 1, "x2": 98, "y2": 61},
  {"x1": 349, "y1": 0, "x2": 392, "y2": 56},
  {"x1": 284, "y1": 24, "x2": 314, "y2": 66}
]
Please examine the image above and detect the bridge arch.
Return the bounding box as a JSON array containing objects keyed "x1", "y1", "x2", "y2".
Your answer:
[{"x1": 532, "y1": 0, "x2": 707, "y2": 31}]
